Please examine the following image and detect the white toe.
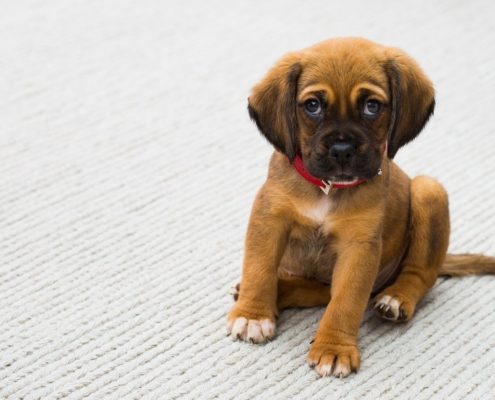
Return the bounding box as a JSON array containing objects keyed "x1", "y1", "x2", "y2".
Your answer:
[
  {"x1": 230, "y1": 317, "x2": 248, "y2": 340},
  {"x1": 332, "y1": 361, "x2": 351, "y2": 378},
  {"x1": 379, "y1": 295, "x2": 392, "y2": 305},
  {"x1": 389, "y1": 298, "x2": 401, "y2": 319},
  {"x1": 260, "y1": 319, "x2": 276, "y2": 338},
  {"x1": 247, "y1": 320, "x2": 264, "y2": 342},
  {"x1": 316, "y1": 363, "x2": 333, "y2": 377}
]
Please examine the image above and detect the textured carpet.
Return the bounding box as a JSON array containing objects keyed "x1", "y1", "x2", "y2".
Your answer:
[{"x1": 1, "y1": 1, "x2": 495, "y2": 399}]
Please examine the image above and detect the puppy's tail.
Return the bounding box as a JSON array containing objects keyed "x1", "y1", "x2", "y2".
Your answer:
[{"x1": 439, "y1": 253, "x2": 495, "y2": 276}]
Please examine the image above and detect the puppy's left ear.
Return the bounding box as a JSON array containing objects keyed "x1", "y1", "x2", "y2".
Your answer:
[
  {"x1": 385, "y1": 48, "x2": 435, "y2": 159},
  {"x1": 248, "y1": 53, "x2": 302, "y2": 162}
]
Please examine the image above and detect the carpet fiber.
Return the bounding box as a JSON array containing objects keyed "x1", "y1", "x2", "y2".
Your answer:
[{"x1": 1, "y1": 1, "x2": 494, "y2": 399}]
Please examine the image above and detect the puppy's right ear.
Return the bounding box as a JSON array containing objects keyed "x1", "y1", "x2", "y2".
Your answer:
[{"x1": 248, "y1": 53, "x2": 302, "y2": 162}]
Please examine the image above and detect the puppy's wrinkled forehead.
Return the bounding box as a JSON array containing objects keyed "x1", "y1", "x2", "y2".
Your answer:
[{"x1": 298, "y1": 40, "x2": 390, "y2": 115}]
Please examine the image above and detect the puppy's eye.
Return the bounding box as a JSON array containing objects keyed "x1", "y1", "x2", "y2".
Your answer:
[
  {"x1": 304, "y1": 98, "x2": 322, "y2": 116},
  {"x1": 363, "y1": 99, "x2": 381, "y2": 117}
]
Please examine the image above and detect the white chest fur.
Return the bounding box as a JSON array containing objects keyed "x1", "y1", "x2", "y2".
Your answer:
[{"x1": 297, "y1": 196, "x2": 333, "y2": 225}]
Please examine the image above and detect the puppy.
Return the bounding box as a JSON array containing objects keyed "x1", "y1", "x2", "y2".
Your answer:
[{"x1": 227, "y1": 37, "x2": 495, "y2": 378}]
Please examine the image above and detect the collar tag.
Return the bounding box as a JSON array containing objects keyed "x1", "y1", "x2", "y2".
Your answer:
[{"x1": 320, "y1": 180, "x2": 333, "y2": 195}]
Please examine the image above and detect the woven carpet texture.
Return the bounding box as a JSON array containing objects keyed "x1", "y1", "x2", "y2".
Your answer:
[{"x1": 1, "y1": 1, "x2": 494, "y2": 399}]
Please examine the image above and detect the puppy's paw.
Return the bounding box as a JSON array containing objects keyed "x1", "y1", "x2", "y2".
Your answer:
[
  {"x1": 373, "y1": 293, "x2": 414, "y2": 322},
  {"x1": 227, "y1": 317, "x2": 276, "y2": 343},
  {"x1": 227, "y1": 303, "x2": 276, "y2": 343},
  {"x1": 307, "y1": 341, "x2": 360, "y2": 378}
]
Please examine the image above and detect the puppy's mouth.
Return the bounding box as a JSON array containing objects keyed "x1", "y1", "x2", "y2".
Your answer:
[
  {"x1": 305, "y1": 152, "x2": 381, "y2": 183},
  {"x1": 328, "y1": 175, "x2": 359, "y2": 184},
  {"x1": 306, "y1": 164, "x2": 363, "y2": 183}
]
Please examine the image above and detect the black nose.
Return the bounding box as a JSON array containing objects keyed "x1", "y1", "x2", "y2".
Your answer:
[{"x1": 329, "y1": 142, "x2": 355, "y2": 165}]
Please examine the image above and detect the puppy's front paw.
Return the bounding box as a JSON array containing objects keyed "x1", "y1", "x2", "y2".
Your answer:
[
  {"x1": 373, "y1": 293, "x2": 413, "y2": 322},
  {"x1": 307, "y1": 340, "x2": 360, "y2": 378},
  {"x1": 227, "y1": 317, "x2": 276, "y2": 343},
  {"x1": 227, "y1": 304, "x2": 276, "y2": 343}
]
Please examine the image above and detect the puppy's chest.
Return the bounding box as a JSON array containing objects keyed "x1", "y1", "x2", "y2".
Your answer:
[
  {"x1": 282, "y1": 197, "x2": 337, "y2": 282},
  {"x1": 296, "y1": 196, "x2": 334, "y2": 230}
]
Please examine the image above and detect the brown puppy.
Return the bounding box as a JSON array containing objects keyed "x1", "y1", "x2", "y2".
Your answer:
[{"x1": 227, "y1": 38, "x2": 495, "y2": 378}]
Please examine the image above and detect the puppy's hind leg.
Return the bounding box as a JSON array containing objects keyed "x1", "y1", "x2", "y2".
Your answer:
[
  {"x1": 277, "y1": 276, "x2": 330, "y2": 310},
  {"x1": 232, "y1": 276, "x2": 330, "y2": 311},
  {"x1": 374, "y1": 176, "x2": 450, "y2": 322}
]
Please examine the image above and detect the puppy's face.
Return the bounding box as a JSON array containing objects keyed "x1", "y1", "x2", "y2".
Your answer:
[
  {"x1": 248, "y1": 38, "x2": 435, "y2": 181},
  {"x1": 296, "y1": 47, "x2": 390, "y2": 181}
]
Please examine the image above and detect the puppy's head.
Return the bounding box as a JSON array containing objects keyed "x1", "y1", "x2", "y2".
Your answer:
[{"x1": 248, "y1": 38, "x2": 435, "y2": 182}]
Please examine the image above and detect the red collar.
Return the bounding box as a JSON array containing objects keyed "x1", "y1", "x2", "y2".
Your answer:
[
  {"x1": 291, "y1": 154, "x2": 368, "y2": 194},
  {"x1": 290, "y1": 143, "x2": 386, "y2": 194}
]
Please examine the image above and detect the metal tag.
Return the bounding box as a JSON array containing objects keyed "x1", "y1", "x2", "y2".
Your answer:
[{"x1": 320, "y1": 180, "x2": 332, "y2": 195}]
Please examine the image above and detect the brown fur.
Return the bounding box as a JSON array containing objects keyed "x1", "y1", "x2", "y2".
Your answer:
[
  {"x1": 440, "y1": 254, "x2": 495, "y2": 276},
  {"x1": 227, "y1": 38, "x2": 495, "y2": 378}
]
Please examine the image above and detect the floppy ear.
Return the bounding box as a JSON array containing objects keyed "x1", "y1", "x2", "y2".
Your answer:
[
  {"x1": 385, "y1": 48, "x2": 435, "y2": 159},
  {"x1": 248, "y1": 53, "x2": 302, "y2": 162}
]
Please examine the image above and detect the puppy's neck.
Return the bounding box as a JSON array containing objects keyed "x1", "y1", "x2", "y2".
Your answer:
[{"x1": 291, "y1": 154, "x2": 368, "y2": 194}]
